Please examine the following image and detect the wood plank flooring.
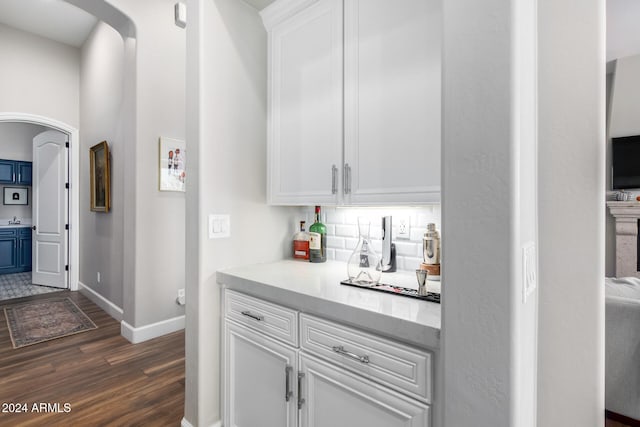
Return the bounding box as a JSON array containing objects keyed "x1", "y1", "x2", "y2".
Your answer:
[{"x1": 0, "y1": 291, "x2": 185, "y2": 426}]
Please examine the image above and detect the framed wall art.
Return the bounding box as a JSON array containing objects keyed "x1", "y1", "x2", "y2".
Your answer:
[
  {"x1": 159, "y1": 137, "x2": 186, "y2": 192},
  {"x1": 3, "y1": 187, "x2": 28, "y2": 205},
  {"x1": 90, "y1": 141, "x2": 110, "y2": 212}
]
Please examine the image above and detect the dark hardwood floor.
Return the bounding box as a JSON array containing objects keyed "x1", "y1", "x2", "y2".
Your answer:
[{"x1": 0, "y1": 291, "x2": 185, "y2": 426}]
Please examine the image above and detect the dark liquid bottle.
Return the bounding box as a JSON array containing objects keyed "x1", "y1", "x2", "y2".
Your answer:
[{"x1": 309, "y1": 206, "x2": 327, "y2": 263}]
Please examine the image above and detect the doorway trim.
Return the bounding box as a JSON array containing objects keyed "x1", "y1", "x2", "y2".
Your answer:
[{"x1": 0, "y1": 112, "x2": 79, "y2": 291}]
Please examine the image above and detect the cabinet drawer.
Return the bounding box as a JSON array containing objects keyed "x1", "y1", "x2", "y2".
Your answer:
[
  {"x1": 224, "y1": 290, "x2": 298, "y2": 347},
  {"x1": 300, "y1": 313, "x2": 432, "y2": 403},
  {"x1": 18, "y1": 228, "x2": 31, "y2": 236},
  {"x1": 0, "y1": 229, "x2": 17, "y2": 237}
]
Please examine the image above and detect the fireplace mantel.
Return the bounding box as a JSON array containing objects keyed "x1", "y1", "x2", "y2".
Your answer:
[{"x1": 607, "y1": 201, "x2": 640, "y2": 277}]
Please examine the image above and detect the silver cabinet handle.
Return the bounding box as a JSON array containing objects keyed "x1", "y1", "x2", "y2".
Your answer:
[
  {"x1": 332, "y1": 345, "x2": 370, "y2": 364},
  {"x1": 240, "y1": 310, "x2": 264, "y2": 321},
  {"x1": 285, "y1": 366, "x2": 293, "y2": 402},
  {"x1": 343, "y1": 164, "x2": 349, "y2": 194},
  {"x1": 297, "y1": 372, "x2": 305, "y2": 409},
  {"x1": 343, "y1": 164, "x2": 352, "y2": 194},
  {"x1": 331, "y1": 164, "x2": 337, "y2": 194}
]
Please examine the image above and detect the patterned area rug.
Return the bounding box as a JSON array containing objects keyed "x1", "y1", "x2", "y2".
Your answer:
[
  {"x1": 4, "y1": 297, "x2": 97, "y2": 348},
  {"x1": 0, "y1": 272, "x2": 64, "y2": 301}
]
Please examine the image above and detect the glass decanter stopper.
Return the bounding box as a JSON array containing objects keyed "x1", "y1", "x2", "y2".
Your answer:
[{"x1": 347, "y1": 217, "x2": 382, "y2": 285}]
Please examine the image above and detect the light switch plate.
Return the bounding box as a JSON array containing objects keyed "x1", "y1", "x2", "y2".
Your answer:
[{"x1": 209, "y1": 214, "x2": 230, "y2": 239}]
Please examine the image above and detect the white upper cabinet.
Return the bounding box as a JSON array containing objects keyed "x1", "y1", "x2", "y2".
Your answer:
[
  {"x1": 344, "y1": 0, "x2": 441, "y2": 204},
  {"x1": 262, "y1": 0, "x2": 441, "y2": 206},
  {"x1": 265, "y1": 0, "x2": 343, "y2": 205}
]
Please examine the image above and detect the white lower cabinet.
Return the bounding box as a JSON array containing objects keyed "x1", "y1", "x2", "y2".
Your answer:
[
  {"x1": 223, "y1": 290, "x2": 433, "y2": 427},
  {"x1": 223, "y1": 321, "x2": 298, "y2": 427},
  {"x1": 299, "y1": 354, "x2": 429, "y2": 427}
]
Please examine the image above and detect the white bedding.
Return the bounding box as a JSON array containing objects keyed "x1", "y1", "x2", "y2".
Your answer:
[{"x1": 606, "y1": 276, "x2": 640, "y2": 420}]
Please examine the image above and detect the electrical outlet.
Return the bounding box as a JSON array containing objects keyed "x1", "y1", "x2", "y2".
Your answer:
[
  {"x1": 97, "y1": 272, "x2": 101, "y2": 283},
  {"x1": 396, "y1": 216, "x2": 410, "y2": 239},
  {"x1": 176, "y1": 288, "x2": 186, "y2": 306},
  {"x1": 522, "y1": 242, "x2": 537, "y2": 303}
]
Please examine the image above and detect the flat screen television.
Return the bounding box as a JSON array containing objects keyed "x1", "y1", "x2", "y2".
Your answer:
[{"x1": 612, "y1": 135, "x2": 640, "y2": 189}]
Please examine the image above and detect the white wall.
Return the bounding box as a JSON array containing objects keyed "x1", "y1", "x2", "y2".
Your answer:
[
  {"x1": 609, "y1": 54, "x2": 640, "y2": 138},
  {"x1": 79, "y1": 21, "x2": 127, "y2": 308},
  {"x1": 185, "y1": 0, "x2": 297, "y2": 424},
  {"x1": 441, "y1": 0, "x2": 539, "y2": 425},
  {"x1": 0, "y1": 122, "x2": 44, "y2": 220},
  {"x1": 0, "y1": 23, "x2": 80, "y2": 128},
  {"x1": 537, "y1": 0, "x2": 605, "y2": 425}
]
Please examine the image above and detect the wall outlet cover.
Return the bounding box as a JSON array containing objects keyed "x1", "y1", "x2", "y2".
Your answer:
[{"x1": 396, "y1": 216, "x2": 410, "y2": 239}]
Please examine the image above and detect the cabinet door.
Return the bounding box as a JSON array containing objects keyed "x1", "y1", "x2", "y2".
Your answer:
[
  {"x1": 299, "y1": 354, "x2": 430, "y2": 427},
  {"x1": 268, "y1": 0, "x2": 343, "y2": 205},
  {"x1": 224, "y1": 320, "x2": 298, "y2": 427},
  {"x1": 344, "y1": 0, "x2": 441, "y2": 205},
  {"x1": 0, "y1": 160, "x2": 16, "y2": 184},
  {"x1": 16, "y1": 162, "x2": 32, "y2": 186},
  {"x1": 18, "y1": 234, "x2": 32, "y2": 271},
  {"x1": 0, "y1": 236, "x2": 17, "y2": 273}
]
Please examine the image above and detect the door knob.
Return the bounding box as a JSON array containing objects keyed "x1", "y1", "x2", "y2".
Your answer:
[{"x1": 31, "y1": 226, "x2": 36, "y2": 231}]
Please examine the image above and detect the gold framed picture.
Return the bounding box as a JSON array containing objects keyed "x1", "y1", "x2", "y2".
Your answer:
[{"x1": 89, "y1": 141, "x2": 110, "y2": 212}]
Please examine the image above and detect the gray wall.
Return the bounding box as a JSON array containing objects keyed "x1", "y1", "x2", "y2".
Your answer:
[
  {"x1": 79, "y1": 21, "x2": 126, "y2": 308},
  {"x1": 104, "y1": 0, "x2": 187, "y2": 328},
  {"x1": 537, "y1": 0, "x2": 605, "y2": 424},
  {"x1": 0, "y1": 23, "x2": 80, "y2": 128}
]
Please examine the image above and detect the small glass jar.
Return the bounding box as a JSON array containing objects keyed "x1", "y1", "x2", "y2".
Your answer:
[{"x1": 347, "y1": 217, "x2": 382, "y2": 285}]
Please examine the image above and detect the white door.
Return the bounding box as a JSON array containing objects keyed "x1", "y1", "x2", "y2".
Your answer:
[
  {"x1": 32, "y1": 130, "x2": 68, "y2": 288},
  {"x1": 343, "y1": 0, "x2": 441, "y2": 205},
  {"x1": 224, "y1": 321, "x2": 298, "y2": 427},
  {"x1": 268, "y1": 0, "x2": 343, "y2": 205},
  {"x1": 299, "y1": 354, "x2": 430, "y2": 427}
]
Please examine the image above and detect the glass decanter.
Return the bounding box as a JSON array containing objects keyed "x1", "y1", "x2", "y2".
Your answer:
[{"x1": 347, "y1": 217, "x2": 382, "y2": 285}]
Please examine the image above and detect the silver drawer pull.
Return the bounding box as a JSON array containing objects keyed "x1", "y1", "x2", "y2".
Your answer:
[
  {"x1": 332, "y1": 345, "x2": 370, "y2": 364},
  {"x1": 241, "y1": 310, "x2": 264, "y2": 321},
  {"x1": 297, "y1": 372, "x2": 305, "y2": 409},
  {"x1": 285, "y1": 366, "x2": 293, "y2": 402}
]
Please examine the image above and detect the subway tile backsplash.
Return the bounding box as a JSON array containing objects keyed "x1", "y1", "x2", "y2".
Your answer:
[{"x1": 297, "y1": 205, "x2": 441, "y2": 272}]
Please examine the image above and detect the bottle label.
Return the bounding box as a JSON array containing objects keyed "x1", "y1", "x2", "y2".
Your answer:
[
  {"x1": 294, "y1": 240, "x2": 309, "y2": 259},
  {"x1": 309, "y1": 232, "x2": 321, "y2": 250}
]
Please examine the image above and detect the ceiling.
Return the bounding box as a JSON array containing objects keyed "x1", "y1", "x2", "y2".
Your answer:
[
  {"x1": 0, "y1": 0, "x2": 97, "y2": 48},
  {"x1": 0, "y1": 0, "x2": 637, "y2": 60}
]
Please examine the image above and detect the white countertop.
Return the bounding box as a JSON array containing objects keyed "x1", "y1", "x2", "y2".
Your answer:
[
  {"x1": 217, "y1": 260, "x2": 441, "y2": 349},
  {"x1": 0, "y1": 220, "x2": 31, "y2": 228}
]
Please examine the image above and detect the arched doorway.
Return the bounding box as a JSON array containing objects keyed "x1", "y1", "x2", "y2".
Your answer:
[{"x1": 0, "y1": 112, "x2": 79, "y2": 291}]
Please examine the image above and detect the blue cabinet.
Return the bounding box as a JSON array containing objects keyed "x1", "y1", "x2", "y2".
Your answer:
[
  {"x1": 17, "y1": 228, "x2": 32, "y2": 270},
  {"x1": 16, "y1": 162, "x2": 32, "y2": 186},
  {"x1": 0, "y1": 160, "x2": 32, "y2": 186},
  {"x1": 0, "y1": 228, "x2": 31, "y2": 274},
  {"x1": 0, "y1": 160, "x2": 16, "y2": 185}
]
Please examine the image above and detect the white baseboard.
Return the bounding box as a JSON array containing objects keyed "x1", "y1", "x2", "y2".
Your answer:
[
  {"x1": 181, "y1": 416, "x2": 221, "y2": 427},
  {"x1": 121, "y1": 315, "x2": 185, "y2": 344},
  {"x1": 78, "y1": 281, "x2": 123, "y2": 321}
]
